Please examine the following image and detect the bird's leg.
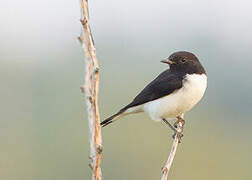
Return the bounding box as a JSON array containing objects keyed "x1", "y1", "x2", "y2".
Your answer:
[
  {"x1": 162, "y1": 118, "x2": 177, "y2": 134},
  {"x1": 162, "y1": 118, "x2": 181, "y2": 141},
  {"x1": 173, "y1": 116, "x2": 185, "y2": 143},
  {"x1": 162, "y1": 117, "x2": 185, "y2": 142}
]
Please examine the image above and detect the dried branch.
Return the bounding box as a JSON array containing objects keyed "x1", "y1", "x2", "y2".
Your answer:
[
  {"x1": 161, "y1": 121, "x2": 184, "y2": 180},
  {"x1": 79, "y1": 1, "x2": 103, "y2": 180}
]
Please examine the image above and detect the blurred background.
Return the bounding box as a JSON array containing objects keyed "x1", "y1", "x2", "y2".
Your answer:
[{"x1": 1, "y1": 0, "x2": 252, "y2": 179}]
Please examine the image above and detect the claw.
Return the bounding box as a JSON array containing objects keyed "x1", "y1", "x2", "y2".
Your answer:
[
  {"x1": 177, "y1": 132, "x2": 184, "y2": 143},
  {"x1": 172, "y1": 132, "x2": 184, "y2": 143},
  {"x1": 174, "y1": 116, "x2": 185, "y2": 128}
]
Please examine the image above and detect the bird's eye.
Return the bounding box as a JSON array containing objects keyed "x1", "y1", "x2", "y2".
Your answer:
[{"x1": 181, "y1": 58, "x2": 186, "y2": 63}]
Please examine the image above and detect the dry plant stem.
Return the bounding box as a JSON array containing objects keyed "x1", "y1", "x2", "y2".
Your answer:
[
  {"x1": 161, "y1": 121, "x2": 184, "y2": 180},
  {"x1": 79, "y1": 0, "x2": 103, "y2": 180}
]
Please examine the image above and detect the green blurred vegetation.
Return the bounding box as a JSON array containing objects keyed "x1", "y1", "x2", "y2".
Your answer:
[{"x1": 1, "y1": 44, "x2": 251, "y2": 179}]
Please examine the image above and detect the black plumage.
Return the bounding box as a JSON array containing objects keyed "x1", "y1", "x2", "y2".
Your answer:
[{"x1": 124, "y1": 70, "x2": 184, "y2": 109}]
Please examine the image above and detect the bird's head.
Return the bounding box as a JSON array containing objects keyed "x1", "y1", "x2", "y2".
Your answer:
[{"x1": 161, "y1": 51, "x2": 206, "y2": 74}]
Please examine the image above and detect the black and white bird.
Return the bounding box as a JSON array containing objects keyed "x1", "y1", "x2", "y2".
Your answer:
[{"x1": 101, "y1": 51, "x2": 207, "y2": 132}]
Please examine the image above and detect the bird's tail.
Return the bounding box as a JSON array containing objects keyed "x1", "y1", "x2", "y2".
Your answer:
[{"x1": 100, "y1": 109, "x2": 126, "y2": 127}]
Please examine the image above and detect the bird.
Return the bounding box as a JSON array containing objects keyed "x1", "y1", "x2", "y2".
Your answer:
[{"x1": 101, "y1": 51, "x2": 207, "y2": 136}]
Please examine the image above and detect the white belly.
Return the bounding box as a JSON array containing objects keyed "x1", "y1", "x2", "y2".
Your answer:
[{"x1": 143, "y1": 74, "x2": 207, "y2": 121}]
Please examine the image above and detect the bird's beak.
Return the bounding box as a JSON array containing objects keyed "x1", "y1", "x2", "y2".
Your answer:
[{"x1": 160, "y1": 59, "x2": 174, "y2": 65}]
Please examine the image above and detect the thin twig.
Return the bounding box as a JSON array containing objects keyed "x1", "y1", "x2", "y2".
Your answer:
[
  {"x1": 161, "y1": 121, "x2": 184, "y2": 180},
  {"x1": 79, "y1": 1, "x2": 103, "y2": 180}
]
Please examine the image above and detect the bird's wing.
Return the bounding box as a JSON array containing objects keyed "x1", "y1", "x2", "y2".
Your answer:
[
  {"x1": 101, "y1": 69, "x2": 184, "y2": 127},
  {"x1": 122, "y1": 69, "x2": 183, "y2": 110}
]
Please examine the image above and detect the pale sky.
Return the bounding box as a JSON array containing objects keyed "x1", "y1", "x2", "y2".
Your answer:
[{"x1": 1, "y1": 0, "x2": 252, "y2": 63}]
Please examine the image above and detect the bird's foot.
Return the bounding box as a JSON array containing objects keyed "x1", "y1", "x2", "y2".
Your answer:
[
  {"x1": 162, "y1": 118, "x2": 182, "y2": 141},
  {"x1": 174, "y1": 117, "x2": 185, "y2": 128},
  {"x1": 172, "y1": 131, "x2": 184, "y2": 143},
  {"x1": 172, "y1": 116, "x2": 185, "y2": 143},
  {"x1": 162, "y1": 118, "x2": 185, "y2": 142}
]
